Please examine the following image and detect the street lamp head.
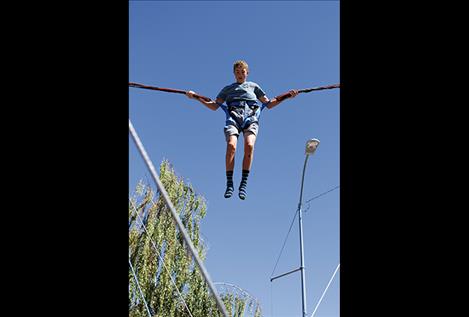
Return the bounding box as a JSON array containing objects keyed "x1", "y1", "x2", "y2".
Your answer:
[{"x1": 305, "y1": 138, "x2": 320, "y2": 155}]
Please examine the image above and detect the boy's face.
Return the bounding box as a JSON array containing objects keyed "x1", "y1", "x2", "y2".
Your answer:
[{"x1": 234, "y1": 66, "x2": 248, "y2": 83}]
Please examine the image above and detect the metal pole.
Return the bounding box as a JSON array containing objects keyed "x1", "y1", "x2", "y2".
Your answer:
[
  {"x1": 270, "y1": 267, "x2": 302, "y2": 282},
  {"x1": 271, "y1": 139, "x2": 318, "y2": 316},
  {"x1": 298, "y1": 154, "x2": 309, "y2": 317}
]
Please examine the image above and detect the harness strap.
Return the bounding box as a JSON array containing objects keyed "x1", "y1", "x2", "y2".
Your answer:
[
  {"x1": 227, "y1": 100, "x2": 259, "y2": 107},
  {"x1": 227, "y1": 100, "x2": 259, "y2": 112}
]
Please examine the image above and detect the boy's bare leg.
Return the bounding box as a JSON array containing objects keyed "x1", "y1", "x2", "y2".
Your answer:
[
  {"x1": 224, "y1": 136, "x2": 237, "y2": 198},
  {"x1": 242, "y1": 133, "x2": 256, "y2": 170},
  {"x1": 226, "y1": 135, "x2": 237, "y2": 171},
  {"x1": 239, "y1": 133, "x2": 256, "y2": 200}
]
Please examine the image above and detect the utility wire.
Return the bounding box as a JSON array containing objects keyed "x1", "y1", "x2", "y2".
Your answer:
[
  {"x1": 129, "y1": 256, "x2": 153, "y2": 317},
  {"x1": 270, "y1": 185, "x2": 340, "y2": 278},
  {"x1": 303, "y1": 185, "x2": 340, "y2": 213},
  {"x1": 270, "y1": 207, "x2": 299, "y2": 278},
  {"x1": 305, "y1": 185, "x2": 340, "y2": 205}
]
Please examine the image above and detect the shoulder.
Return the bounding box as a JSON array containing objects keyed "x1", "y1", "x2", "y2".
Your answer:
[
  {"x1": 221, "y1": 83, "x2": 237, "y2": 91},
  {"x1": 249, "y1": 82, "x2": 265, "y2": 92},
  {"x1": 228, "y1": 82, "x2": 239, "y2": 88},
  {"x1": 248, "y1": 81, "x2": 262, "y2": 88}
]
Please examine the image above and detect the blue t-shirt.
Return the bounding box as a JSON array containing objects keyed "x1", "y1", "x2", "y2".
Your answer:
[
  {"x1": 216, "y1": 81, "x2": 266, "y2": 104},
  {"x1": 216, "y1": 81, "x2": 269, "y2": 129}
]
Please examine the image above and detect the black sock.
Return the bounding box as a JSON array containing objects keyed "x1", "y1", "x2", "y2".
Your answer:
[
  {"x1": 226, "y1": 170, "x2": 234, "y2": 187},
  {"x1": 224, "y1": 171, "x2": 234, "y2": 198},
  {"x1": 238, "y1": 170, "x2": 249, "y2": 200}
]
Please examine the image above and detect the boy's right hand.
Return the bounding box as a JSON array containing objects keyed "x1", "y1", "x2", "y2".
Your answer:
[{"x1": 186, "y1": 90, "x2": 196, "y2": 99}]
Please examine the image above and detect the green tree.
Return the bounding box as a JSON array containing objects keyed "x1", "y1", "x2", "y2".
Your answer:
[{"x1": 129, "y1": 160, "x2": 262, "y2": 317}]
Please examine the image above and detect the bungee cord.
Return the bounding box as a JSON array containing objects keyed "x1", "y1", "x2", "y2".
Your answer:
[
  {"x1": 274, "y1": 83, "x2": 341, "y2": 102},
  {"x1": 129, "y1": 82, "x2": 212, "y2": 102},
  {"x1": 129, "y1": 82, "x2": 340, "y2": 104}
]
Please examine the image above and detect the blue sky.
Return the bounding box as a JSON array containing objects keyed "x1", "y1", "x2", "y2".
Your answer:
[{"x1": 129, "y1": 1, "x2": 340, "y2": 316}]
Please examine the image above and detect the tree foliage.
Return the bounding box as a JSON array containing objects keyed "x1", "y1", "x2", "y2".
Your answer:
[{"x1": 129, "y1": 160, "x2": 261, "y2": 317}]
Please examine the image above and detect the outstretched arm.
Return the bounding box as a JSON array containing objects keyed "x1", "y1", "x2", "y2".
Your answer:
[
  {"x1": 186, "y1": 91, "x2": 222, "y2": 111},
  {"x1": 261, "y1": 89, "x2": 299, "y2": 109}
]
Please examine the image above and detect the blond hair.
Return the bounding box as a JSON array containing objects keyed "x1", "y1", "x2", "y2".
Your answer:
[{"x1": 233, "y1": 60, "x2": 249, "y2": 72}]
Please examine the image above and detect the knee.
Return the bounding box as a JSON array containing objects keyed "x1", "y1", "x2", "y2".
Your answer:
[
  {"x1": 227, "y1": 142, "x2": 237, "y2": 154},
  {"x1": 245, "y1": 142, "x2": 254, "y2": 153}
]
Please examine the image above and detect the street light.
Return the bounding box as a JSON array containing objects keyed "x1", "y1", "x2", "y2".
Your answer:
[
  {"x1": 298, "y1": 138, "x2": 319, "y2": 317},
  {"x1": 305, "y1": 138, "x2": 320, "y2": 155},
  {"x1": 270, "y1": 138, "x2": 320, "y2": 317}
]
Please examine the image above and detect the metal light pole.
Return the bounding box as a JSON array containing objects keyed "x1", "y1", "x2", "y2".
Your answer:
[
  {"x1": 298, "y1": 138, "x2": 320, "y2": 317},
  {"x1": 271, "y1": 138, "x2": 320, "y2": 317}
]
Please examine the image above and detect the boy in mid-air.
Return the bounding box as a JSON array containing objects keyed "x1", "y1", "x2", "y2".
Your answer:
[{"x1": 186, "y1": 60, "x2": 298, "y2": 200}]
